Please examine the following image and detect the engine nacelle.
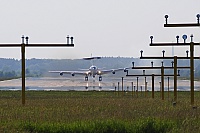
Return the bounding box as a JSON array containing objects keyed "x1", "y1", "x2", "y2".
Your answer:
[
  {"x1": 60, "y1": 72, "x2": 63, "y2": 76},
  {"x1": 71, "y1": 73, "x2": 75, "y2": 76},
  {"x1": 124, "y1": 68, "x2": 128, "y2": 72},
  {"x1": 112, "y1": 70, "x2": 115, "y2": 74}
]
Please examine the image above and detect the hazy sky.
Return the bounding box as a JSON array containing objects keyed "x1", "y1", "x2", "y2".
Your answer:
[{"x1": 0, "y1": 0, "x2": 199, "y2": 59}]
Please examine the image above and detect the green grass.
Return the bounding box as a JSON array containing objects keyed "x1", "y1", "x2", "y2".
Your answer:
[
  {"x1": 0, "y1": 91, "x2": 200, "y2": 132},
  {"x1": 22, "y1": 118, "x2": 175, "y2": 133}
]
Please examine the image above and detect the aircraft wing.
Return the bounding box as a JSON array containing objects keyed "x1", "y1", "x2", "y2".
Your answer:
[
  {"x1": 49, "y1": 70, "x2": 90, "y2": 76},
  {"x1": 98, "y1": 67, "x2": 131, "y2": 75}
]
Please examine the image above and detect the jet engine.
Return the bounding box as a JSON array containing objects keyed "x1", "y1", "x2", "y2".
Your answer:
[
  {"x1": 71, "y1": 73, "x2": 75, "y2": 76},
  {"x1": 60, "y1": 72, "x2": 63, "y2": 76},
  {"x1": 124, "y1": 68, "x2": 128, "y2": 72},
  {"x1": 112, "y1": 70, "x2": 116, "y2": 74}
]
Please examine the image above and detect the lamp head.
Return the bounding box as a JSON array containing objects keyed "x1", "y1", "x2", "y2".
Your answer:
[{"x1": 182, "y1": 34, "x2": 187, "y2": 40}]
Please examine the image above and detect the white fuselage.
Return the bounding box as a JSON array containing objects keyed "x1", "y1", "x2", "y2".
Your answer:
[{"x1": 88, "y1": 65, "x2": 100, "y2": 77}]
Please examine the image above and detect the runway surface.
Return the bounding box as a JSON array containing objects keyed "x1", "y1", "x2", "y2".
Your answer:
[{"x1": 0, "y1": 77, "x2": 200, "y2": 91}]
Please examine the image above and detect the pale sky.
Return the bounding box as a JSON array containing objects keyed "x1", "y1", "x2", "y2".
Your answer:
[{"x1": 0, "y1": 0, "x2": 199, "y2": 59}]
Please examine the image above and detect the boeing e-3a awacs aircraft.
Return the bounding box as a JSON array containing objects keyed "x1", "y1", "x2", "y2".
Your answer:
[{"x1": 49, "y1": 57, "x2": 130, "y2": 81}]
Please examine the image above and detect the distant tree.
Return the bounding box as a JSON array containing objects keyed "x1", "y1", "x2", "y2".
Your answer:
[
  {"x1": 0, "y1": 71, "x2": 3, "y2": 77},
  {"x1": 4, "y1": 71, "x2": 16, "y2": 78},
  {"x1": 26, "y1": 68, "x2": 30, "y2": 75}
]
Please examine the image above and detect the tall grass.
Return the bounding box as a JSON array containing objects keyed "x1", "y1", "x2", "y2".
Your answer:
[
  {"x1": 0, "y1": 91, "x2": 200, "y2": 132},
  {"x1": 22, "y1": 118, "x2": 175, "y2": 133}
]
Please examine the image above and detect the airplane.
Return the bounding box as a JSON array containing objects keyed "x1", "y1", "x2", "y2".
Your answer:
[{"x1": 49, "y1": 57, "x2": 130, "y2": 81}]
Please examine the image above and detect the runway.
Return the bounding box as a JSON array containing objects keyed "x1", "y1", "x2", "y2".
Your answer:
[{"x1": 0, "y1": 77, "x2": 200, "y2": 91}]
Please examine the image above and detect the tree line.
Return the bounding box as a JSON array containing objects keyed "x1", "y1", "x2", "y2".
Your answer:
[{"x1": 0, "y1": 57, "x2": 199, "y2": 79}]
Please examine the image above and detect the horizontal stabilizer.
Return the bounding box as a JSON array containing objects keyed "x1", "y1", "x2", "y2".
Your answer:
[{"x1": 83, "y1": 57, "x2": 101, "y2": 60}]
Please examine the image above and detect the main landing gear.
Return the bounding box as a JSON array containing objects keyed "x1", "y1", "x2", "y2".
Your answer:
[
  {"x1": 99, "y1": 76, "x2": 102, "y2": 81},
  {"x1": 85, "y1": 76, "x2": 88, "y2": 81},
  {"x1": 85, "y1": 76, "x2": 102, "y2": 81}
]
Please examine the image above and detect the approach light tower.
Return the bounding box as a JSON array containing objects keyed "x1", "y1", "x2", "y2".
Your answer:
[
  {"x1": 0, "y1": 35, "x2": 74, "y2": 105},
  {"x1": 141, "y1": 14, "x2": 200, "y2": 105},
  {"x1": 127, "y1": 60, "x2": 189, "y2": 100},
  {"x1": 163, "y1": 14, "x2": 200, "y2": 105}
]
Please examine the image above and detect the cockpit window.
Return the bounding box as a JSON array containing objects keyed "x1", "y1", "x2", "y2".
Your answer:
[{"x1": 90, "y1": 66, "x2": 97, "y2": 70}]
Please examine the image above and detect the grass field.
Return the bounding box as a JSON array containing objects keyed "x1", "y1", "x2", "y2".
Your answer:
[{"x1": 0, "y1": 90, "x2": 200, "y2": 132}]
